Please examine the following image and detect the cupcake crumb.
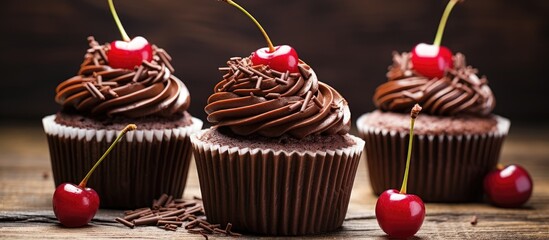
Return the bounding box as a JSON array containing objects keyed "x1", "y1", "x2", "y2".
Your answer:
[{"x1": 470, "y1": 215, "x2": 478, "y2": 225}]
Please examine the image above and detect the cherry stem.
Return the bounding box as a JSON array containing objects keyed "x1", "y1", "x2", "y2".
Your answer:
[
  {"x1": 108, "y1": 0, "x2": 130, "y2": 42},
  {"x1": 400, "y1": 104, "x2": 422, "y2": 194},
  {"x1": 496, "y1": 164, "x2": 504, "y2": 170},
  {"x1": 433, "y1": 0, "x2": 460, "y2": 46},
  {"x1": 222, "y1": 0, "x2": 275, "y2": 52},
  {"x1": 78, "y1": 124, "x2": 137, "y2": 188}
]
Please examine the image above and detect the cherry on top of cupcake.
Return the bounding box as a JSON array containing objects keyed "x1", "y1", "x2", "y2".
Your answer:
[
  {"x1": 106, "y1": 0, "x2": 153, "y2": 70},
  {"x1": 206, "y1": 0, "x2": 351, "y2": 139},
  {"x1": 55, "y1": 36, "x2": 189, "y2": 119},
  {"x1": 55, "y1": 1, "x2": 192, "y2": 119},
  {"x1": 374, "y1": 1, "x2": 495, "y2": 117},
  {"x1": 206, "y1": 57, "x2": 351, "y2": 139},
  {"x1": 374, "y1": 52, "x2": 496, "y2": 117},
  {"x1": 411, "y1": 0, "x2": 462, "y2": 79},
  {"x1": 220, "y1": 0, "x2": 299, "y2": 73}
]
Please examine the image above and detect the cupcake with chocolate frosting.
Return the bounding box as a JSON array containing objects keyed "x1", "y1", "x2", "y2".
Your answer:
[
  {"x1": 191, "y1": 57, "x2": 364, "y2": 235},
  {"x1": 43, "y1": 36, "x2": 203, "y2": 208},
  {"x1": 357, "y1": 52, "x2": 510, "y2": 202}
]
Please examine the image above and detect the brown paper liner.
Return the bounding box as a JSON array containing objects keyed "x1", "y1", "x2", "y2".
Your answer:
[
  {"x1": 190, "y1": 130, "x2": 364, "y2": 235},
  {"x1": 357, "y1": 114, "x2": 510, "y2": 202},
  {"x1": 42, "y1": 115, "x2": 203, "y2": 209}
]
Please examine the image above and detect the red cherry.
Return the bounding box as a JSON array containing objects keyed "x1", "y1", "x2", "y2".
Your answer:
[
  {"x1": 375, "y1": 104, "x2": 424, "y2": 238},
  {"x1": 51, "y1": 124, "x2": 136, "y2": 227},
  {"x1": 411, "y1": 0, "x2": 461, "y2": 79},
  {"x1": 251, "y1": 45, "x2": 299, "y2": 73},
  {"x1": 484, "y1": 164, "x2": 533, "y2": 208},
  {"x1": 376, "y1": 189, "x2": 425, "y2": 238},
  {"x1": 107, "y1": 36, "x2": 153, "y2": 70},
  {"x1": 221, "y1": 0, "x2": 299, "y2": 73},
  {"x1": 53, "y1": 183, "x2": 100, "y2": 227},
  {"x1": 411, "y1": 43, "x2": 453, "y2": 78}
]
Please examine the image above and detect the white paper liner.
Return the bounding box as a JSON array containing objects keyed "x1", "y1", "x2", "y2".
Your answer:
[
  {"x1": 356, "y1": 113, "x2": 510, "y2": 202},
  {"x1": 190, "y1": 129, "x2": 364, "y2": 235},
  {"x1": 42, "y1": 114, "x2": 203, "y2": 143},
  {"x1": 42, "y1": 114, "x2": 203, "y2": 209}
]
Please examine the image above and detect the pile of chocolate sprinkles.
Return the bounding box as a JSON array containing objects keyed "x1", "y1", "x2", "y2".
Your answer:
[{"x1": 114, "y1": 193, "x2": 241, "y2": 238}]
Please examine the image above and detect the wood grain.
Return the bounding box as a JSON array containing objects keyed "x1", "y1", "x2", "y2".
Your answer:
[{"x1": 1, "y1": 126, "x2": 548, "y2": 239}]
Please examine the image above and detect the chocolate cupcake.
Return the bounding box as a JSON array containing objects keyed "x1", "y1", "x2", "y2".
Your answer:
[
  {"x1": 191, "y1": 57, "x2": 364, "y2": 235},
  {"x1": 357, "y1": 52, "x2": 510, "y2": 202},
  {"x1": 43, "y1": 36, "x2": 203, "y2": 208}
]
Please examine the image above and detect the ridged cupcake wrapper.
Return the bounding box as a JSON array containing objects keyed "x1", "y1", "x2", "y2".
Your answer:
[
  {"x1": 190, "y1": 130, "x2": 365, "y2": 236},
  {"x1": 42, "y1": 115, "x2": 203, "y2": 209},
  {"x1": 357, "y1": 115, "x2": 510, "y2": 202}
]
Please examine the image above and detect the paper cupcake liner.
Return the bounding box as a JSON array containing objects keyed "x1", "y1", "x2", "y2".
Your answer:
[
  {"x1": 357, "y1": 114, "x2": 510, "y2": 202},
  {"x1": 190, "y1": 130, "x2": 364, "y2": 235},
  {"x1": 42, "y1": 114, "x2": 203, "y2": 209}
]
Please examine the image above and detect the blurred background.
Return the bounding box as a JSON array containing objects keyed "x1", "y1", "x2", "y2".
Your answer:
[{"x1": 1, "y1": 0, "x2": 548, "y2": 128}]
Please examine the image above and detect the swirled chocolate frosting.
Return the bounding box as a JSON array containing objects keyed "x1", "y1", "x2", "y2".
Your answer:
[
  {"x1": 55, "y1": 36, "x2": 190, "y2": 118},
  {"x1": 205, "y1": 57, "x2": 351, "y2": 139},
  {"x1": 374, "y1": 52, "x2": 495, "y2": 116}
]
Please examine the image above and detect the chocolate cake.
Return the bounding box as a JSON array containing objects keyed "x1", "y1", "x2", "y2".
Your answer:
[
  {"x1": 357, "y1": 52, "x2": 510, "y2": 202},
  {"x1": 191, "y1": 56, "x2": 364, "y2": 235},
  {"x1": 198, "y1": 126, "x2": 356, "y2": 152},
  {"x1": 43, "y1": 36, "x2": 203, "y2": 208}
]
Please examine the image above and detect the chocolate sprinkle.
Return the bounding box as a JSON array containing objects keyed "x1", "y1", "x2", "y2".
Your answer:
[
  {"x1": 270, "y1": 69, "x2": 283, "y2": 77},
  {"x1": 124, "y1": 207, "x2": 148, "y2": 216},
  {"x1": 275, "y1": 77, "x2": 288, "y2": 85},
  {"x1": 133, "y1": 215, "x2": 162, "y2": 226},
  {"x1": 301, "y1": 91, "x2": 313, "y2": 112},
  {"x1": 94, "y1": 72, "x2": 103, "y2": 85},
  {"x1": 115, "y1": 217, "x2": 135, "y2": 228},
  {"x1": 248, "y1": 66, "x2": 271, "y2": 79},
  {"x1": 100, "y1": 81, "x2": 118, "y2": 87},
  {"x1": 124, "y1": 208, "x2": 151, "y2": 221},
  {"x1": 133, "y1": 65, "x2": 145, "y2": 82},
  {"x1": 312, "y1": 96, "x2": 323, "y2": 108},
  {"x1": 97, "y1": 49, "x2": 108, "y2": 64},
  {"x1": 142, "y1": 60, "x2": 162, "y2": 71},
  {"x1": 158, "y1": 50, "x2": 175, "y2": 73},
  {"x1": 218, "y1": 67, "x2": 231, "y2": 72},
  {"x1": 156, "y1": 47, "x2": 173, "y2": 61},
  {"x1": 470, "y1": 215, "x2": 478, "y2": 225},
  {"x1": 155, "y1": 193, "x2": 169, "y2": 209},
  {"x1": 164, "y1": 197, "x2": 174, "y2": 206},
  {"x1": 265, "y1": 93, "x2": 280, "y2": 99},
  {"x1": 288, "y1": 100, "x2": 303, "y2": 111},
  {"x1": 152, "y1": 64, "x2": 167, "y2": 83},
  {"x1": 220, "y1": 79, "x2": 236, "y2": 92},
  {"x1": 238, "y1": 65, "x2": 254, "y2": 76},
  {"x1": 255, "y1": 76, "x2": 263, "y2": 89},
  {"x1": 158, "y1": 220, "x2": 183, "y2": 227}
]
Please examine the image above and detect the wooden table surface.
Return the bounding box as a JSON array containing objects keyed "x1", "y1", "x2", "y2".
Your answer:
[{"x1": 1, "y1": 125, "x2": 548, "y2": 239}]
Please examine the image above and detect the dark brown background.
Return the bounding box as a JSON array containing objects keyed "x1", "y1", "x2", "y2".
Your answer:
[{"x1": 1, "y1": 0, "x2": 548, "y2": 127}]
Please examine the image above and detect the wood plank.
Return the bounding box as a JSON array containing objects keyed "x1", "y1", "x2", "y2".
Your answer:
[{"x1": 1, "y1": 126, "x2": 548, "y2": 239}]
